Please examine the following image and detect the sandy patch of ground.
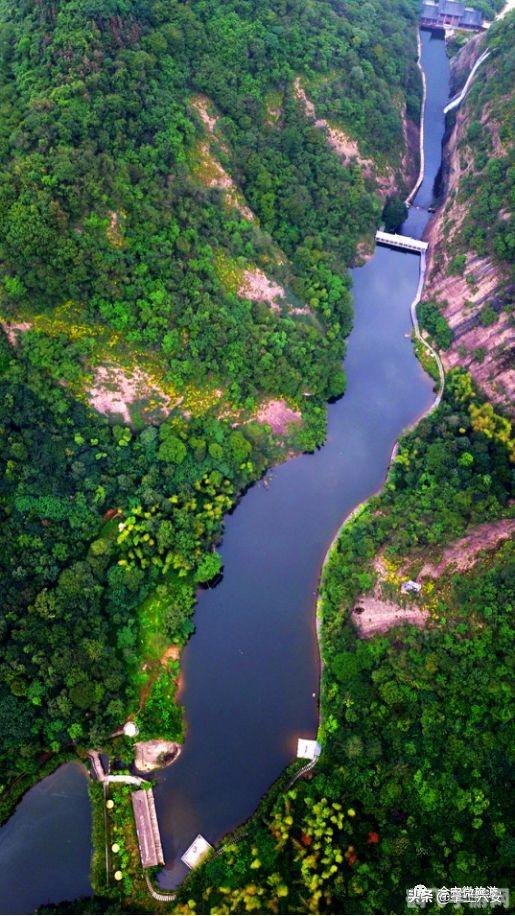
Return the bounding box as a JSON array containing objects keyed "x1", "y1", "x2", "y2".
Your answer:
[
  {"x1": 107, "y1": 210, "x2": 125, "y2": 247},
  {"x1": 2, "y1": 320, "x2": 32, "y2": 345},
  {"x1": 293, "y1": 78, "x2": 395, "y2": 194},
  {"x1": 238, "y1": 267, "x2": 285, "y2": 309},
  {"x1": 352, "y1": 597, "x2": 428, "y2": 638},
  {"x1": 88, "y1": 364, "x2": 175, "y2": 424},
  {"x1": 194, "y1": 142, "x2": 255, "y2": 221},
  {"x1": 134, "y1": 740, "x2": 181, "y2": 773},
  {"x1": 294, "y1": 78, "x2": 368, "y2": 164},
  {"x1": 255, "y1": 398, "x2": 302, "y2": 435},
  {"x1": 419, "y1": 519, "x2": 514, "y2": 578},
  {"x1": 191, "y1": 95, "x2": 219, "y2": 134},
  {"x1": 160, "y1": 645, "x2": 181, "y2": 664}
]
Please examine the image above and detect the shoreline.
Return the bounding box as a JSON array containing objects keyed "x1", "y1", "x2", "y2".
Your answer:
[
  {"x1": 406, "y1": 29, "x2": 427, "y2": 206},
  {"x1": 314, "y1": 23, "x2": 446, "y2": 748},
  {"x1": 0, "y1": 22, "x2": 444, "y2": 909}
]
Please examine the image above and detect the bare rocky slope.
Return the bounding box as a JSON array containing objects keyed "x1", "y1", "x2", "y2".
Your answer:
[{"x1": 423, "y1": 20, "x2": 514, "y2": 411}]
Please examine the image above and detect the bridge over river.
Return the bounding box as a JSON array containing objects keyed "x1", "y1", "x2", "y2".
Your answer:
[{"x1": 375, "y1": 230, "x2": 429, "y2": 253}]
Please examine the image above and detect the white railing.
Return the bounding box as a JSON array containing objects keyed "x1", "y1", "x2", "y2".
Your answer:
[
  {"x1": 375, "y1": 230, "x2": 429, "y2": 253},
  {"x1": 444, "y1": 49, "x2": 490, "y2": 113}
]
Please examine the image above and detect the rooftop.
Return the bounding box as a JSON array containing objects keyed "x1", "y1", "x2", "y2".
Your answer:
[
  {"x1": 421, "y1": 0, "x2": 483, "y2": 26},
  {"x1": 297, "y1": 738, "x2": 322, "y2": 761},
  {"x1": 131, "y1": 789, "x2": 164, "y2": 869},
  {"x1": 181, "y1": 835, "x2": 213, "y2": 869}
]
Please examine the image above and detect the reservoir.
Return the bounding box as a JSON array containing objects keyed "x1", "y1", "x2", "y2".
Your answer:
[
  {"x1": 0, "y1": 28, "x2": 450, "y2": 909},
  {"x1": 155, "y1": 28, "x2": 449, "y2": 890},
  {"x1": 0, "y1": 762, "x2": 92, "y2": 914}
]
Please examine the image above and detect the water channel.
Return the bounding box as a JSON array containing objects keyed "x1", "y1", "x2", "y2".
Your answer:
[
  {"x1": 0, "y1": 27, "x2": 450, "y2": 910},
  {"x1": 155, "y1": 28, "x2": 450, "y2": 889}
]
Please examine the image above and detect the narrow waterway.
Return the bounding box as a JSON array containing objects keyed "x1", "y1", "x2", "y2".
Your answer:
[
  {"x1": 0, "y1": 28, "x2": 451, "y2": 912},
  {"x1": 154, "y1": 28, "x2": 450, "y2": 890}
]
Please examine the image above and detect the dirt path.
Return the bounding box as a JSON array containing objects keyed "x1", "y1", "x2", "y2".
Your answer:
[
  {"x1": 419, "y1": 518, "x2": 514, "y2": 578},
  {"x1": 352, "y1": 599, "x2": 428, "y2": 639}
]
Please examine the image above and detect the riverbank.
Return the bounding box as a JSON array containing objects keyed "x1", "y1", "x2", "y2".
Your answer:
[
  {"x1": 421, "y1": 21, "x2": 514, "y2": 412},
  {"x1": 0, "y1": 23, "x2": 440, "y2": 916}
]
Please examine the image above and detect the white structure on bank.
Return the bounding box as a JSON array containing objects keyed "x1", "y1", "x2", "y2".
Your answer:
[
  {"x1": 123, "y1": 720, "x2": 139, "y2": 738},
  {"x1": 401, "y1": 580, "x2": 422, "y2": 595},
  {"x1": 375, "y1": 230, "x2": 429, "y2": 253},
  {"x1": 181, "y1": 834, "x2": 213, "y2": 869},
  {"x1": 297, "y1": 738, "x2": 321, "y2": 761}
]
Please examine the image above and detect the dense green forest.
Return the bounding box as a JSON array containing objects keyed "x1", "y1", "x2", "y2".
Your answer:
[
  {"x1": 449, "y1": 13, "x2": 514, "y2": 267},
  {"x1": 1, "y1": 1, "x2": 512, "y2": 915},
  {"x1": 176, "y1": 370, "x2": 514, "y2": 915},
  {"x1": 168, "y1": 16, "x2": 515, "y2": 916},
  {"x1": 0, "y1": 0, "x2": 421, "y2": 815}
]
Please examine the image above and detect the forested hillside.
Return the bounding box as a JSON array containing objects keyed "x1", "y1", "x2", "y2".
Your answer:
[
  {"x1": 0, "y1": 0, "x2": 421, "y2": 816},
  {"x1": 175, "y1": 371, "x2": 514, "y2": 915},
  {"x1": 170, "y1": 16, "x2": 514, "y2": 916},
  {"x1": 423, "y1": 12, "x2": 514, "y2": 410}
]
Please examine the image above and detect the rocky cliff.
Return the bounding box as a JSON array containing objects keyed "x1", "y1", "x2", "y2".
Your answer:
[{"x1": 423, "y1": 19, "x2": 514, "y2": 411}]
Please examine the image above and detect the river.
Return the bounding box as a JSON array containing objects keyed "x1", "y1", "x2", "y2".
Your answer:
[
  {"x1": 0, "y1": 763, "x2": 92, "y2": 914},
  {"x1": 154, "y1": 28, "x2": 450, "y2": 889},
  {"x1": 0, "y1": 27, "x2": 450, "y2": 911}
]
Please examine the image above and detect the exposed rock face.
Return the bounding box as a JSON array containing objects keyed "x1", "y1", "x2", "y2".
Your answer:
[
  {"x1": 256, "y1": 398, "x2": 302, "y2": 435},
  {"x1": 423, "y1": 38, "x2": 514, "y2": 411},
  {"x1": 419, "y1": 518, "x2": 515, "y2": 578},
  {"x1": 238, "y1": 267, "x2": 285, "y2": 309},
  {"x1": 293, "y1": 78, "x2": 400, "y2": 200},
  {"x1": 88, "y1": 364, "x2": 174, "y2": 424},
  {"x1": 134, "y1": 740, "x2": 181, "y2": 773}
]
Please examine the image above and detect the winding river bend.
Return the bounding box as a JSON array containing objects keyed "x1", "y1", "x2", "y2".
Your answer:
[
  {"x1": 0, "y1": 28, "x2": 450, "y2": 912},
  {"x1": 155, "y1": 29, "x2": 450, "y2": 889}
]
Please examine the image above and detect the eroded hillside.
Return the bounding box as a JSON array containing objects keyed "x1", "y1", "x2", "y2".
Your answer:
[
  {"x1": 0, "y1": 0, "x2": 424, "y2": 825},
  {"x1": 423, "y1": 15, "x2": 514, "y2": 411}
]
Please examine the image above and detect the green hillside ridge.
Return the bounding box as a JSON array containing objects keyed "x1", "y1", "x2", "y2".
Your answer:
[
  {"x1": 173, "y1": 371, "x2": 514, "y2": 916},
  {"x1": 0, "y1": 0, "x2": 421, "y2": 821},
  {"x1": 421, "y1": 13, "x2": 514, "y2": 408}
]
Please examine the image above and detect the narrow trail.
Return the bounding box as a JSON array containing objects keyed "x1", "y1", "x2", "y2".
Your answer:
[{"x1": 444, "y1": 48, "x2": 491, "y2": 113}]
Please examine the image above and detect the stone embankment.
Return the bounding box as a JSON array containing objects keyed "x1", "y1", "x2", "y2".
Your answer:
[{"x1": 88, "y1": 751, "x2": 144, "y2": 786}]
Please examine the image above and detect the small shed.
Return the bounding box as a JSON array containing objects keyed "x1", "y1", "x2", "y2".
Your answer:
[
  {"x1": 401, "y1": 580, "x2": 422, "y2": 595},
  {"x1": 181, "y1": 834, "x2": 213, "y2": 869},
  {"x1": 297, "y1": 738, "x2": 321, "y2": 761}
]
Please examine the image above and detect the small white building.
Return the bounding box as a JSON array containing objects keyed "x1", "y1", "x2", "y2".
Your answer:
[
  {"x1": 123, "y1": 721, "x2": 139, "y2": 738},
  {"x1": 401, "y1": 580, "x2": 422, "y2": 595},
  {"x1": 297, "y1": 738, "x2": 321, "y2": 761},
  {"x1": 181, "y1": 834, "x2": 213, "y2": 869}
]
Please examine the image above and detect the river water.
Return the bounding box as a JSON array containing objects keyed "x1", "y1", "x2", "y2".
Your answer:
[
  {"x1": 0, "y1": 763, "x2": 92, "y2": 913},
  {"x1": 154, "y1": 28, "x2": 450, "y2": 889},
  {"x1": 0, "y1": 28, "x2": 450, "y2": 912}
]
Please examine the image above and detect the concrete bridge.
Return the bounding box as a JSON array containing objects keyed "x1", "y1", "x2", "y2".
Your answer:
[
  {"x1": 444, "y1": 49, "x2": 490, "y2": 113},
  {"x1": 375, "y1": 230, "x2": 428, "y2": 253}
]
